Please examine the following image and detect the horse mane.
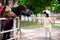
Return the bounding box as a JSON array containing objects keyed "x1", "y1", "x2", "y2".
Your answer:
[
  {"x1": 11, "y1": 7, "x2": 20, "y2": 16},
  {"x1": 11, "y1": 5, "x2": 32, "y2": 17},
  {"x1": 11, "y1": 5, "x2": 26, "y2": 16},
  {"x1": 18, "y1": 5, "x2": 27, "y2": 11}
]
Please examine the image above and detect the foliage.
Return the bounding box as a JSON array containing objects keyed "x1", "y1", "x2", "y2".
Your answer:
[
  {"x1": 25, "y1": 0, "x2": 53, "y2": 13},
  {"x1": 18, "y1": 0, "x2": 26, "y2": 5},
  {"x1": 18, "y1": 0, "x2": 60, "y2": 14},
  {"x1": 53, "y1": 5, "x2": 60, "y2": 12}
]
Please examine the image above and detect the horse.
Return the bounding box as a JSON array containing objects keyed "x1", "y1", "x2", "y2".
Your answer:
[
  {"x1": 1, "y1": 5, "x2": 32, "y2": 40},
  {"x1": 11, "y1": 5, "x2": 32, "y2": 18},
  {"x1": 0, "y1": 5, "x2": 16, "y2": 40}
]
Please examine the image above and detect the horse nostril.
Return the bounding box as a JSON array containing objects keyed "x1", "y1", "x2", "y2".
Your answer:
[
  {"x1": 9, "y1": 12, "x2": 16, "y2": 17},
  {"x1": 12, "y1": 14, "x2": 16, "y2": 18}
]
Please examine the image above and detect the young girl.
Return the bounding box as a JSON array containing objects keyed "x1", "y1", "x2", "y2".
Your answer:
[{"x1": 43, "y1": 11, "x2": 52, "y2": 38}]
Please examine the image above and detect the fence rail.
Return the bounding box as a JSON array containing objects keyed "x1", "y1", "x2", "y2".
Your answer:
[{"x1": 0, "y1": 17, "x2": 20, "y2": 40}]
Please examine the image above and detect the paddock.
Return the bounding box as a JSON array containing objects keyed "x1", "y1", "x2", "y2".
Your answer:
[{"x1": 0, "y1": 16, "x2": 60, "y2": 40}]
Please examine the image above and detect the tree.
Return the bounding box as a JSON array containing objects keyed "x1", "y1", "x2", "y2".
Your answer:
[
  {"x1": 51, "y1": 0, "x2": 60, "y2": 13},
  {"x1": 18, "y1": 0, "x2": 26, "y2": 5},
  {"x1": 25, "y1": 0, "x2": 53, "y2": 14},
  {"x1": 18, "y1": 0, "x2": 59, "y2": 14}
]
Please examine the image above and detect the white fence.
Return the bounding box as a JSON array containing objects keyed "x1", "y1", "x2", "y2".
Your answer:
[
  {"x1": 21, "y1": 14, "x2": 41, "y2": 21},
  {"x1": 21, "y1": 15, "x2": 32, "y2": 21},
  {"x1": 0, "y1": 17, "x2": 20, "y2": 40}
]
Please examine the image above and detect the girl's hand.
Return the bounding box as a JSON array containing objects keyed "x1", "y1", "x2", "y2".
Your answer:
[{"x1": 48, "y1": 18, "x2": 51, "y2": 23}]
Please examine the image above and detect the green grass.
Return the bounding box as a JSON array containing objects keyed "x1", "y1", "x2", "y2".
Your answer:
[
  {"x1": 52, "y1": 24, "x2": 60, "y2": 28},
  {"x1": 20, "y1": 21, "x2": 60, "y2": 28},
  {"x1": 21, "y1": 21, "x2": 43, "y2": 28},
  {"x1": 21, "y1": 23, "x2": 43, "y2": 28}
]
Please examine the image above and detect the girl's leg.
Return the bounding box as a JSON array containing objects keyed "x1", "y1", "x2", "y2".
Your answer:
[
  {"x1": 45, "y1": 28, "x2": 48, "y2": 38},
  {"x1": 49, "y1": 28, "x2": 51, "y2": 40},
  {"x1": 45, "y1": 27, "x2": 50, "y2": 38}
]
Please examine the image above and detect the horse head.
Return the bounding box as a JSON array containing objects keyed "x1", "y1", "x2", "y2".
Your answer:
[{"x1": 1, "y1": 5, "x2": 16, "y2": 18}]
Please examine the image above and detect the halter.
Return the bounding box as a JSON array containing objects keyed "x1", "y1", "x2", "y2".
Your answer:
[{"x1": 0, "y1": 6, "x2": 3, "y2": 14}]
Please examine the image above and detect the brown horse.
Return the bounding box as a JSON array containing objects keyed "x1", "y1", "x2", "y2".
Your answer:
[
  {"x1": 1, "y1": 5, "x2": 16, "y2": 18},
  {"x1": 1, "y1": 5, "x2": 16, "y2": 40}
]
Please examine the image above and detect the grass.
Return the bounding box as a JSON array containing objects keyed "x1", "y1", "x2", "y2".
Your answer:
[
  {"x1": 20, "y1": 21, "x2": 60, "y2": 28},
  {"x1": 52, "y1": 24, "x2": 60, "y2": 28},
  {"x1": 21, "y1": 23, "x2": 43, "y2": 28},
  {"x1": 20, "y1": 21, "x2": 42, "y2": 28}
]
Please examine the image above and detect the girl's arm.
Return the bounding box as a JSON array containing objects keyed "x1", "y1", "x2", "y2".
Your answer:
[{"x1": 48, "y1": 18, "x2": 52, "y2": 23}]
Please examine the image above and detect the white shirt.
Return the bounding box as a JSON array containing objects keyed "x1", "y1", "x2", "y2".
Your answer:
[{"x1": 43, "y1": 17, "x2": 51, "y2": 28}]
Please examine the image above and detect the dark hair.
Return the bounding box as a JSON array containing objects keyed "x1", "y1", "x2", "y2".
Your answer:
[{"x1": 44, "y1": 12, "x2": 49, "y2": 17}]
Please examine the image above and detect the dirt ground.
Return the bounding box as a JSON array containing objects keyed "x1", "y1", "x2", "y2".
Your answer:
[
  {"x1": 20, "y1": 28, "x2": 60, "y2": 40},
  {"x1": 0, "y1": 28, "x2": 60, "y2": 40}
]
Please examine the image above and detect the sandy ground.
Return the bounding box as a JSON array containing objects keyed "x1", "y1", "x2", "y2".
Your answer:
[
  {"x1": 20, "y1": 28, "x2": 60, "y2": 40},
  {"x1": 0, "y1": 28, "x2": 60, "y2": 40}
]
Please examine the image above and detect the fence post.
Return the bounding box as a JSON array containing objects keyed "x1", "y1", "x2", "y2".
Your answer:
[
  {"x1": 13, "y1": 18, "x2": 17, "y2": 40},
  {"x1": 17, "y1": 17, "x2": 20, "y2": 40},
  {"x1": 0, "y1": 20, "x2": 1, "y2": 31}
]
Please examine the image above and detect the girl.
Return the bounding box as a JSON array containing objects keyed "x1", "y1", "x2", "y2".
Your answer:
[{"x1": 43, "y1": 11, "x2": 52, "y2": 38}]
